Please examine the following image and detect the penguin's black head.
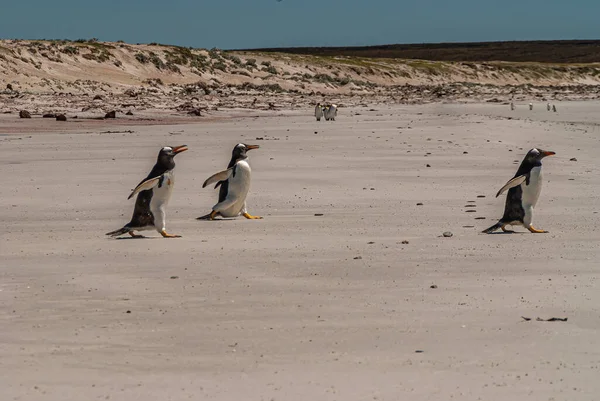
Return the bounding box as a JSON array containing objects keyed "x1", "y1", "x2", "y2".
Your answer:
[
  {"x1": 232, "y1": 143, "x2": 259, "y2": 162},
  {"x1": 526, "y1": 148, "x2": 555, "y2": 163},
  {"x1": 157, "y1": 145, "x2": 188, "y2": 165}
]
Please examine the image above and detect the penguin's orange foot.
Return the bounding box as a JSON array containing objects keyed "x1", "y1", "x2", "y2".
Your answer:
[
  {"x1": 243, "y1": 212, "x2": 263, "y2": 220},
  {"x1": 527, "y1": 226, "x2": 548, "y2": 234},
  {"x1": 128, "y1": 231, "x2": 145, "y2": 238},
  {"x1": 501, "y1": 225, "x2": 515, "y2": 233},
  {"x1": 160, "y1": 230, "x2": 182, "y2": 238}
]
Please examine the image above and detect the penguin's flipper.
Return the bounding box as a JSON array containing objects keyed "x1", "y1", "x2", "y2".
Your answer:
[
  {"x1": 495, "y1": 174, "x2": 527, "y2": 197},
  {"x1": 203, "y1": 168, "x2": 233, "y2": 188},
  {"x1": 128, "y1": 176, "x2": 161, "y2": 200}
]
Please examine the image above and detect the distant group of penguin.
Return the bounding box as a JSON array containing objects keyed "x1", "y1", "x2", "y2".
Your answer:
[
  {"x1": 314, "y1": 103, "x2": 338, "y2": 121},
  {"x1": 106, "y1": 111, "x2": 556, "y2": 238},
  {"x1": 511, "y1": 101, "x2": 557, "y2": 112}
]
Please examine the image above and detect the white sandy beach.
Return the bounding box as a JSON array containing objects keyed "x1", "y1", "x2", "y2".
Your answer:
[{"x1": 1, "y1": 102, "x2": 599, "y2": 401}]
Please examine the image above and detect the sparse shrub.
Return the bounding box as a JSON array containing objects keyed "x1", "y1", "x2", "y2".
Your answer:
[
  {"x1": 166, "y1": 62, "x2": 181, "y2": 73},
  {"x1": 213, "y1": 61, "x2": 227, "y2": 72},
  {"x1": 262, "y1": 83, "x2": 283, "y2": 92},
  {"x1": 62, "y1": 46, "x2": 79, "y2": 55},
  {"x1": 261, "y1": 61, "x2": 271, "y2": 67},
  {"x1": 228, "y1": 55, "x2": 242, "y2": 65},
  {"x1": 143, "y1": 78, "x2": 163, "y2": 86},
  {"x1": 189, "y1": 54, "x2": 209, "y2": 71},
  {"x1": 232, "y1": 70, "x2": 251, "y2": 77},
  {"x1": 163, "y1": 46, "x2": 195, "y2": 66},
  {"x1": 313, "y1": 73, "x2": 335, "y2": 83},
  {"x1": 97, "y1": 51, "x2": 111, "y2": 62},
  {"x1": 114, "y1": 60, "x2": 123, "y2": 67},
  {"x1": 149, "y1": 52, "x2": 165, "y2": 69},
  {"x1": 208, "y1": 48, "x2": 220, "y2": 59},
  {"x1": 238, "y1": 82, "x2": 284, "y2": 92},
  {"x1": 262, "y1": 65, "x2": 277, "y2": 75},
  {"x1": 182, "y1": 80, "x2": 210, "y2": 95},
  {"x1": 135, "y1": 52, "x2": 149, "y2": 64},
  {"x1": 245, "y1": 58, "x2": 257, "y2": 67}
]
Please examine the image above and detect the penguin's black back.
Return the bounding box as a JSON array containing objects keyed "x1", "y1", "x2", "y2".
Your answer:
[
  {"x1": 217, "y1": 149, "x2": 245, "y2": 202},
  {"x1": 218, "y1": 179, "x2": 229, "y2": 203},
  {"x1": 123, "y1": 157, "x2": 174, "y2": 229},
  {"x1": 499, "y1": 157, "x2": 541, "y2": 223},
  {"x1": 501, "y1": 186, "x2": 525, "y2": 223},
  {"x1": 125, "y1": 189, "x2": 155, "y2": 228}
]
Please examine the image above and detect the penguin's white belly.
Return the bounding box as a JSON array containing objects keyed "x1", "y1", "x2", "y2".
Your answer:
[
  {"x1": 522, "y1": 167, "x2": 542, "y2": 208},
  {"x1": 520, "y1": 166, "x2": 542, "y2": 226},
  {"x1": 219, "y1": 161, "x2": 251, "y2": 217},
  {"x1": 315, "y1": 106, "x2": 323, "y2": 119},
  {"x1": 150, "y1": 171, "x2": 174, "y2": 215}
]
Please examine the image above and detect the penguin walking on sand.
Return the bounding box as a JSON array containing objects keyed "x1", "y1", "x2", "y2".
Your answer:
[
  {"x1": 324, "y1": 104, "x2": 338, "y2": 121},
  {"x1": 315, "y1": 103, "x2": 324, "y2": 121},
  {"x1": 482, "y1": 148, "x2": 555, "y2": 234},
  {"x1": 106, "y1": 145, "x2": 188, "y2": 238},
  {"x1": 529, "y1": 103, "x2": 533, "y2": 111},
  {"x1": 547, "y1": 103, "x2": 551, "y2": 111},
  {"x1": 197, "y1": 143, "x2": 262, "y2": 220},
  {"x1": 510, "y1": 102, "x2": 515, "y2": 111},
  {"x1": 552, "y1": 104, "x2": 557, "y2": 112}
]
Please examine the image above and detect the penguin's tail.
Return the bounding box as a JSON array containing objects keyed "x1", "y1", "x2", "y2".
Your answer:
[
  {"x1": 196, "y1": 213, "x2": 212, "y2": 220},
  {"x1": 105, "y1": 227, "x2": 129, "y2": 237},
  {"x1": 482, "y1": 221, "x2": 503, "y2": 234}
]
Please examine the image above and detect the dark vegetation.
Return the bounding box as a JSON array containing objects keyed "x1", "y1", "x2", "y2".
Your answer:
[{"x1": 241, "y1": 40, "x2": 600, "y2": 63}]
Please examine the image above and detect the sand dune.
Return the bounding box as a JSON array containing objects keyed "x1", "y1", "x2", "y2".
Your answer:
[{"x1": 3, "y1": 39, "x2": 600, "y2": 96}]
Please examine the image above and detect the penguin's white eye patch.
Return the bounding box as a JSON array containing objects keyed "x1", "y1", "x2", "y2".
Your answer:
[
  {"x1": 162, "y1": 147, "x2": 173, "y2": 152},
  {"x1": 236, "y1": 144, "x2": 246, "y2": 149},
  {"x1": 531, "y1": 148, "x2": 539, "y2": 155}
]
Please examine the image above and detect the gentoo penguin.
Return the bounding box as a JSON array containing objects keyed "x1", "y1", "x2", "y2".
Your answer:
[
  {"x1": 529, "y1": 103, "x2": 533, "y2": 111},
  {"x1": 510, "y1": 102, "x2": 515, "y2": 111},
  {"x1": 315, "y1": 103, "x2": 324, "y2": 121},
  {"x1": 547, "y1": 103, "x2": 551, "y2": 111},
  {"x1": 552, "y1": 104, "x2": 557, "y2": 112},
  {"x1": 482, "y1": 148, "x2": 555, "y2": 234},
  {"x1": 197, "y1": 143, "x2": 262, "y2": 220},
  {"x1": 106, "y1": 145, "x2": 188, "y2": 238},
  {"x1": 324, "y1": 104, "x2": 338, "y2": 121}
]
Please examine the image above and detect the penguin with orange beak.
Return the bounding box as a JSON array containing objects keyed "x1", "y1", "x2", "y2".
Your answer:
[
  {"x1": 198, "y1": 143, "x2": 262, "y2": 220},
  {"x1": 483, "y1": 148, "x2": 555, "y2": 234},
  {"x1": 107, "y1": 145, "x2": 188, "y2": 238}
]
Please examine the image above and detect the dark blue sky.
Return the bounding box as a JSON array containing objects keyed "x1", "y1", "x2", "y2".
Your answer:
[{"x1": 1, "y1": 0, "x2": 597, "y2": 49}]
